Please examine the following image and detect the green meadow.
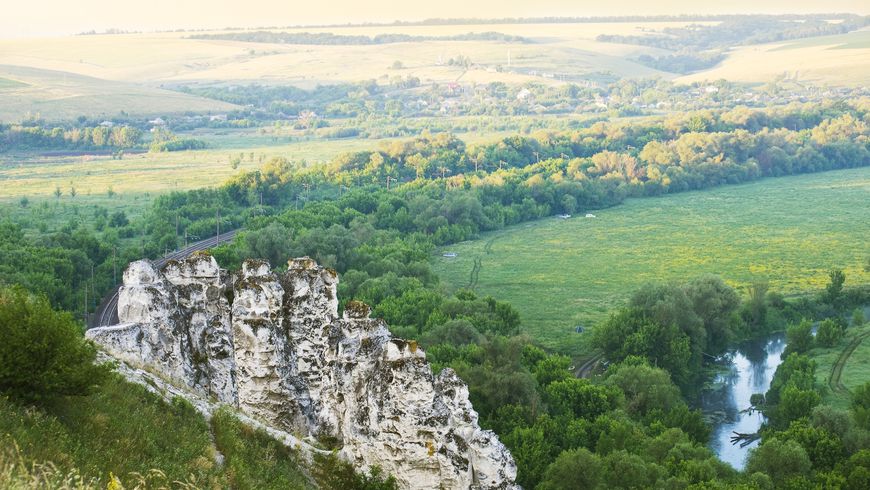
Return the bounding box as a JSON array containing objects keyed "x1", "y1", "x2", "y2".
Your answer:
[{"x1": 434, "y1": 167, "x2": 870, "y2": 355}]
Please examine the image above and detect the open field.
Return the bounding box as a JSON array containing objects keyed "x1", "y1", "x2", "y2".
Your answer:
[
  {"x1": 433, "y1": 168, "x2": 870, "y2": 355},
  {"x1": 0, "y1": 22, "x2": 679, "y2": 86},
  {"x1": 678, "y1": 29, "x2": 870, "y2": 87},
  {"x1": 0, "y1": 65, "x2": 237, "y2": 122},
  {"x1": 0, "y1": 128, "x2": 516, "y2": 204}
]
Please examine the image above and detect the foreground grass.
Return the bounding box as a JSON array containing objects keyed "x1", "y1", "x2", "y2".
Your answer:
[
  {"x1": 434, "y1": 167, "x2": 870, "y2": 356},
  {"x1": 0, "y1": 374, "x2": 312, "y2": 488},
  {"x1": 212, "y1": 408, "x2": 312, "y2": 489}
]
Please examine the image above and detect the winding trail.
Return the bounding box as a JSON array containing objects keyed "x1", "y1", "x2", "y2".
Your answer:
[{"x1": 828, "y1": 331, "x2": 870, "y2": 395}]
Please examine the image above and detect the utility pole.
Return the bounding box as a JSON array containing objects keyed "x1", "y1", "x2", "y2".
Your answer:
[
  {"x1": 386, "y1": 176, "x2": 394, "y2": 190},
  {"x1": 216, "y1": 209, "x2": 221, "y2": 245}
]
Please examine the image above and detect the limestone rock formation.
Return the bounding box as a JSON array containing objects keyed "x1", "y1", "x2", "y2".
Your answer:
[{"x1": 87, "y1": 254, "x2": 518, "y2": 489}]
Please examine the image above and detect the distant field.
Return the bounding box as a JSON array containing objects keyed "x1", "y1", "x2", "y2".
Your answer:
[
  {"x1": 678, "y1": 29, "x2": 870, "y2": 86},
  {"x1": 0, "y1": 76, "x2": 26, "y2": 89},
  {"x1": 0, "y1": 125, "x2": 520, "y2": 204},
  {"x1": 433, "y1": 168, "x2": 870, "y2": 355},
  {"x1": 0, "y1": 22, "x2": 684, "y2": 97},
  {"x1": 0, "y1": 65, "x2": 237, "y2": 122},
  {"x1": 0, "y1": 21, "x2": 867, "y2": 121}
]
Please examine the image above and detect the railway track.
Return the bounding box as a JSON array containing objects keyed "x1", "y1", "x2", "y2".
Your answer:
[
  {"x1": 575, "y1": 352, "x2": 603, "y2": 378},
  {"x1": 90, "y1": 229, "x2": 240, "y2": 329}
]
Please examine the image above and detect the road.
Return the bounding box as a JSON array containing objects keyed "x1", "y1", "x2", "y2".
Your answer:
[{"x1": 89, "y1": 229, "x2": 240, "y2": 329}]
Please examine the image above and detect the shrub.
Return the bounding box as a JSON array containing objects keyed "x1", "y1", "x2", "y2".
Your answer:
[
  {"x1": 0, "y1": 286, "x2": 110, "y2": 403},
  {"x1": 816, "y1": 318, "x2": 844, "y2": 347}
]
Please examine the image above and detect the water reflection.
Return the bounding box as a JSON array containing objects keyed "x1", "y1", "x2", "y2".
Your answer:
[{"x1": 700, "y1": 333, "x2": 786, "y2": 470}]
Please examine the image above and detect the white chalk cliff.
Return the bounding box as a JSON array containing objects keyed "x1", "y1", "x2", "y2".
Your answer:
[{"x1": 87, "y1": 254, "x2": 518, "y2": 489}]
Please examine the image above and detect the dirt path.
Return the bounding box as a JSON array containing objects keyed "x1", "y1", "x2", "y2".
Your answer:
[
  {"x1": 829, "y1": 331, "x2": 870, "y2": 395},
  {"x1": 466, "y1": 235, "x2": 498, "y2": 290}
]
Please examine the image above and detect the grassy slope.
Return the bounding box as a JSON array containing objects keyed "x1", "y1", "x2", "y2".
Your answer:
[
  {"x1": 678, "y1": 29, "x2": 870, "y2": 87},
  {"x1": 434, "y1": 167, "x2": 870, "y2": 356},
  {"x1": 0, "y1": 24, "x2": 674, "y2": 89},
  {"x1": 0, "y1": 374, "x2": 312, "y2": 488},
  {"x1": 0, "y1": 65, "x2": 238, "y2": 123},
  {"x1": 810, "y1": 320, "x2": 870, "y2": 410}
]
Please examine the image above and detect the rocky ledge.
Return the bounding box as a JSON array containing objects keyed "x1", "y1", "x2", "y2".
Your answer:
[{"x1": 87, "y1": 254, "x2": 518, "y2": 489}]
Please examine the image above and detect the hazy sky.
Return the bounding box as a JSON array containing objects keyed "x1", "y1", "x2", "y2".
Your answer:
[{"x1": 5, "y1": 0, "x2": 869, "y2": 38}]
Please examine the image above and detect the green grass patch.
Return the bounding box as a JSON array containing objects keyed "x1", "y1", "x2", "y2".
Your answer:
[
  {"x1": 811, "y1": 322, "x2": 870, "y2": 409},
  {"x1": 434, "y1": 168, "x2": 870, "y2": 356},
  {"x1": 211, "y1": 407, "x2": 313, "y2": 489},
  {"x1": 0, "y1": 374, "x2": 314, "y2": 488},
  {"x1": 841, "y1": 326, "x2": 870, "y2": 393}
]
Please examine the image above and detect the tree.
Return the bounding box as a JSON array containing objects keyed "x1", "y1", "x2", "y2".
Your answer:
[
  {"x1": 746, "y1": 438, "x2": 812, "y2": 483},
  {"x1": 600, "y1": 450, "x2": 661, "y2": 489},
  {"x1": 594, "y1": 307, "x2": 694, "y2": 388},
  {"x1": 0, "y1": 286, "x2": 110, "y2": 403},
  {"x1": 825, "y1": 269, "x2": 846, "y2": 307},
  {"x1": 538, "y1": 448, "x2": 602, "y2": 490},
  {"x1": 742, "y1": 280, "x2": 769, "y2": 332},
  {"x1": 545, "y1": 377, "x2": 622, "y2": 420},
  {"x1": 775, "y1": 385, "x2": 821, "y2": 428},
  {"x1": 852, "y1": 382, "x2": 870, "y2": 430},
  {"x1": 786, "y1": 319, "x2": 814, "y2": 355},
  {"x1": 604, "y1": 361, "x2": 681, "y2": 416},
  {"x1": 778, "y1": 419, "x2": 845, "y2": 471},
  {"x1": 816, "y1": 318, "x2": 844, "y2": 348},
  {"x1": 766, "y1": 353, "x2": 816, "y2": 405},
  {"x1": 682, "y1": 274, "x2": 740, "y2": 353},
  {"x1": 853, "y1": 308, "x2": 865, "y2": 327},
  {"x1": 54, "y1": 186, "x2": 62, "y2": 199}
]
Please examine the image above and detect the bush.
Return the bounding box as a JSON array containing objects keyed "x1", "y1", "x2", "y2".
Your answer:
[
  {"x1": 0, "y1": 286, "x2": 110, "y2": 403},
  {"x1": 785, "y1": 319, "x2": 814, "y2": 355},
  {"x1": 311, "y1": 452, "x2": 398, "y2": 490},
  {"x1": 746, "y1": 438, "x2": 812, "y2": 483},
  {"x1": 852, "y1": 382, "x2": 870, "y2": 430},
  {"x1": 816, "y1": 319, "x2": 844, "y2": 347}
]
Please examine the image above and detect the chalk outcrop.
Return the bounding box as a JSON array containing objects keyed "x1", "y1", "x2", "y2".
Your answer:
[{"x1": 87, "y1": 254, "x2": 518, "y2": 489}]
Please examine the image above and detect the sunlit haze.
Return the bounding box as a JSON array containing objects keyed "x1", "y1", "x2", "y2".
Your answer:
[{"x1": 4, "y1": 0, "x2": 870, "y2": 38}]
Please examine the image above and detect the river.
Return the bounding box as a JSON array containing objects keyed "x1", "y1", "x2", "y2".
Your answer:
[{"x1": 699, "y1": 332, "x2": 787, "y2": 470}]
